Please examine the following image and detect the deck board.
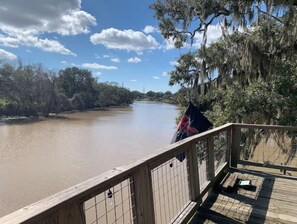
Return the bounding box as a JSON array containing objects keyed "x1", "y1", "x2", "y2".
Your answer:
[{"x1": 189, "y1": 170, "x2": 297, "y2": 224}]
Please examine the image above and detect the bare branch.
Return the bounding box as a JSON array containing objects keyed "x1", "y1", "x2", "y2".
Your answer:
[{"x1": 256, "y1": 6, "x2": 284, "y2": 24}]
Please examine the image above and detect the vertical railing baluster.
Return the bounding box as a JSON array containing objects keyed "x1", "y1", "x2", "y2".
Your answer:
[
  {"x1": 207, "y1": 135, "x2": 215, "y2": 179},
  {"x1": 226, "y1": 127, "x2": 232, "y2": 166},
  {"x1": 231, "y1": 125, "x2": 241, "y2": 168},
  {"x1": 186, "y1": 143, "x2": 201, "y2": 204},
  {"x1": 131, "y1": 164, "x2": 155, "y2": 224}
]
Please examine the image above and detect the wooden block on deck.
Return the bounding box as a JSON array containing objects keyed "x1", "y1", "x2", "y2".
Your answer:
[{"x1": 220, "y1": 173, "x2": 238, "y2": 192}]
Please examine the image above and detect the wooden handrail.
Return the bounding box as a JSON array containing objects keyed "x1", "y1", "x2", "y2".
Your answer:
[
  {"x1": 232, "y1": 123, "x2": 297, "y2": 173},
  {"x1": 0, "y1": 123, "x2": 233, "y2": 224},
  {"x1": 233, "y1": 123, "x2": 297, "y2": 131},
  {"x1": 3, "y1": 123, "x2": 296, "y2": 224}
]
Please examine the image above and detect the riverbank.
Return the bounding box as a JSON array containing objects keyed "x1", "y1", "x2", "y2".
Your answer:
[
  {"x1": 138, "y1": 98, "x2": 178, "y2": 105},
  {"x1": 0, "y1": 116, "x2": 41, "y2": 124},
  {"x1": 0, "y1": 104, "x2": 132, "y2": 124},
  {"x1": 0, "y1": 100, "x2": 180, "y2": 125}
]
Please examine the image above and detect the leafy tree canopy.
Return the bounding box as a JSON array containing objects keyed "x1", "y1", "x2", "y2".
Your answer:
[
  {"x1": 151, "y1": 0, "x2": 297, "y2": 48},
  {"x1": 151, "y1": 0, "x2": 297, "y2": 126}
]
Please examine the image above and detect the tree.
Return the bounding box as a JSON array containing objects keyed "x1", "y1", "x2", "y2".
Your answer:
[
  {"x1": 0, "y1": 64, "x2": 60, "y2": 116},
  {"x1": 0, "y1": 64, "x2": 137, "y2": 116},
  {"x1": 151, "y1": 0, "x2": 297, "y2": 88},
  {"x1": 152, "y1": 0, "x2": 297, "y2": 126},
  {"x1": 131, "y1": 90, "x2": 145, "y2": 100},
  {"x1": 95, "y1": 83, "x2": 133, "y2": 107},
  {"x1": 57, "y1": 67, "x2": 98, "y2": 110},
  {"x1": 151, "y1": 0, "x2": 297, "y2": 49}
]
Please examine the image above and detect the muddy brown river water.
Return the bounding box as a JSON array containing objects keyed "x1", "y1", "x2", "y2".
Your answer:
[{"x1": 0, "y1": 101, "x2": 180, "y2": 217}]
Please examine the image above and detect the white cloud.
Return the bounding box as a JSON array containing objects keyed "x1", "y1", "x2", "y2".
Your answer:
[
  {"x1": 162, "y1": 36, "x2": 191, "y2": 51},
  {"x1": 82, "y1": 63, "x2": 118, "y2": 70},
  {"x1": 0, "y1": 48, "x2": 17, "y2": 60},
  {"x1": 161, "y1": 25, "x2": 223, "y2": 51},
  {"x1": 0, "y1": 0, "x2": 96, "y2": 56},
  {"x1": 153, "y1": 76, "x2": 160, "y2": 80},
  {"x1": 0, "y1": 30, "x2": 76, "y2": 56},
  {"x1": 111, "y1": 58, "x2": 120, "y2": 63},
  {"x1": 162, "y1": 71, "x2": 169, "y2": 76},
  {"x1": 170, "y1": 61, "x2": 179, "y2": 66},
  {"x1": 93, "y1": 71, "x2": 102, "y2": 76},
  {"x1": 70, "y1": 62, "x2": 80, "y2": 67},
  {"x1": 0, "y1": 35, "x2": 19, "y2": 48},
  {"x1": 90, "y1": 28, "x2": 159, "y2": 51},
  {"x1": 143, "y1": 25, "x2": 158, "y2": 34},
  {"x1": 130, "y1": 79, "x2": 137, "y2": 82},
  {"x1": 163, "y1": 37, "x2": 176, "y2": 50},
  {"x1": 61, "y1": 60, "x2": 67, "y2": 64},
  {"x1": 127, "y1": 57, "x2": 142, "y2": 63},
  {"x1": 50, "y1": 10, "x2": 96, "y2": 36},
  {"x1": 34, "y1": 38, "x2": 76, "y2": 56},
  {"x1": 0, "y1": 0, "x2": 96, "y2": 36},
  {"x1": 192, "y1": 25, "x2": 222, "y2": 48}
]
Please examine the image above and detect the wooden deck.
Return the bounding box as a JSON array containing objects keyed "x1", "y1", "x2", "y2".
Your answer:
[
  {"x1": 2, "y1": 124, "x2": 297, "y2": 224},
  {"x1": 190, "y1": 169, "x2": 297, "y2": 224}
]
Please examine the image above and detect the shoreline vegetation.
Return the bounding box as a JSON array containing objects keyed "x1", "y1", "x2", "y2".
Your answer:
[
  {"x1": 0, "y1": 63, "x2": 178, "y2": 123},
  {"x1": 0, "y1": 100, "x2": 176, "y2": 124}
]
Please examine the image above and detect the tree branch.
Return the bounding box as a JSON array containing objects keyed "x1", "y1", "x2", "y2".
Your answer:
[{"x1": 256, "y1": 6, "x2": 284, "y2": 24}]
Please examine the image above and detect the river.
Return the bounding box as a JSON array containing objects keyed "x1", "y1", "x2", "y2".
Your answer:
[{"x1": 0, "y1": 101, "x2": 180, "y2": 217}]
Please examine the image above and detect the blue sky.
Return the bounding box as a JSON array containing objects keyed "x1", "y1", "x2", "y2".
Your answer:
[{"x1": 0, "y1": 0, "x2": 222, "y2": 92}]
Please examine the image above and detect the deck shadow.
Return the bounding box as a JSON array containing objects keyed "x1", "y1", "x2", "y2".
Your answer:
[{"x1": 189, "y1": 170, "x2": 276, "y2": 223}]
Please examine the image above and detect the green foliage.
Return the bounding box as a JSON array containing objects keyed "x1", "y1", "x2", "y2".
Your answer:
[
  {"x1": 0, "y1": 62, "x2": 179, "y2": 117},
  {"x1": 131, "y1": 90, "x2": 145, "y2": 100},
  {"x1": 95, "y1": 83, "x2": 133, "y2": 107},
  {"x1": 0, "y1": 64, "x2": 55, "y2": 116},
  {"x1": 144, "y1": 90, "x2": 178, "y2": 104},
  {"x1": 152, "y1": 0, "x2": 297, "y2": 127},
  {"x1": 151, "y1": 0, "x2": 297, "y2": 50},
  {"x1": 0, "y1": 64, "x2": 139, "y2": 117},
  {"x1": 57, "y1": 67, "x2": 98, "y2": 109},
  {"x1": 191, "y1": 60, "x2": 297, "y2": 126}
]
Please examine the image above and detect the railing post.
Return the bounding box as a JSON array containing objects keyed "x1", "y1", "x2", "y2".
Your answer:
[
  {"x1": 207, "y1": 135, "x2": 215, "y2": 179},
  {"x1": 226, "y1": 127, "x2": 232, "y2": 166},
  {"x1": 131, "y1": 164, "x2": 155, "y2": 224},
  {"x1": 231, "y1": 125, "x2": 241, "y2": 168},
  {"x1": 186, "y1": 143, "x2": 201, "y2": 204}
]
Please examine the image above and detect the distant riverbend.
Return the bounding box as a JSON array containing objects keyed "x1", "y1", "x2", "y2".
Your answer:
[{"x1": 0, "y1": 101, "x2": 180, "y2": 217}]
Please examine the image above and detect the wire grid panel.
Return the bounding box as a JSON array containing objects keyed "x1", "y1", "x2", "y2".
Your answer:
[
  {"x1": 83, "y1": 178, "x2": 136, "y2": 224},
  {"x1": 239, "y1": 128, "x2": 297, "y2": 167},
  {"x1": 194, "y1": 139, "x2": 209, "y2": 190},
  {"x1": 151, "y1": 156, "x2": 190, "y2": 224},
  {"x1": 213, "y1": 130, "x2": 228, "y2": 173}
]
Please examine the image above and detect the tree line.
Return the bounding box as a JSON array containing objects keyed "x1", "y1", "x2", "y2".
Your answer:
[
  {"x1": 151, "y1": 0, "x2": 297, "y2": 127},
  {"x1": 0, "y1": 63, "x2": 176, "y2": 117}
]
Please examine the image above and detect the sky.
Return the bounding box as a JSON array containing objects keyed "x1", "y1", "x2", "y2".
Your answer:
[{"x1": 0, "y1": 0, "x2": 223, "y2": 93}]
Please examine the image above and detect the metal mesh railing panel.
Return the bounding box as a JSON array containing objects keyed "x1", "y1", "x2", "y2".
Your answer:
[
  {"x1": 151, "y1": 156, "x2": 190, "y2": 224},
  {"x1": 83, "y1": 178, "x2": 136, "y2": 224},
  {"x1": 194, "y1": 139, "x2": 210, "y2": 190},
  {"x1": 239, "y1": 129, "x2": 297, "y2": 165},
  {"x1": 239, "y1": 128, "x2": 297, "y2": 174},
  {"x1": 213, "y1": 131, "x2": 228, "y2": 172}
]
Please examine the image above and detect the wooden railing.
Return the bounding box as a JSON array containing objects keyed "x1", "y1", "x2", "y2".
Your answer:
[
  {"x1": 1, "y1": 123, "x2": 296, "y2": 224},
  {"x1": 232, "y1": 124, "x2": 297, "y2": 174}
]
